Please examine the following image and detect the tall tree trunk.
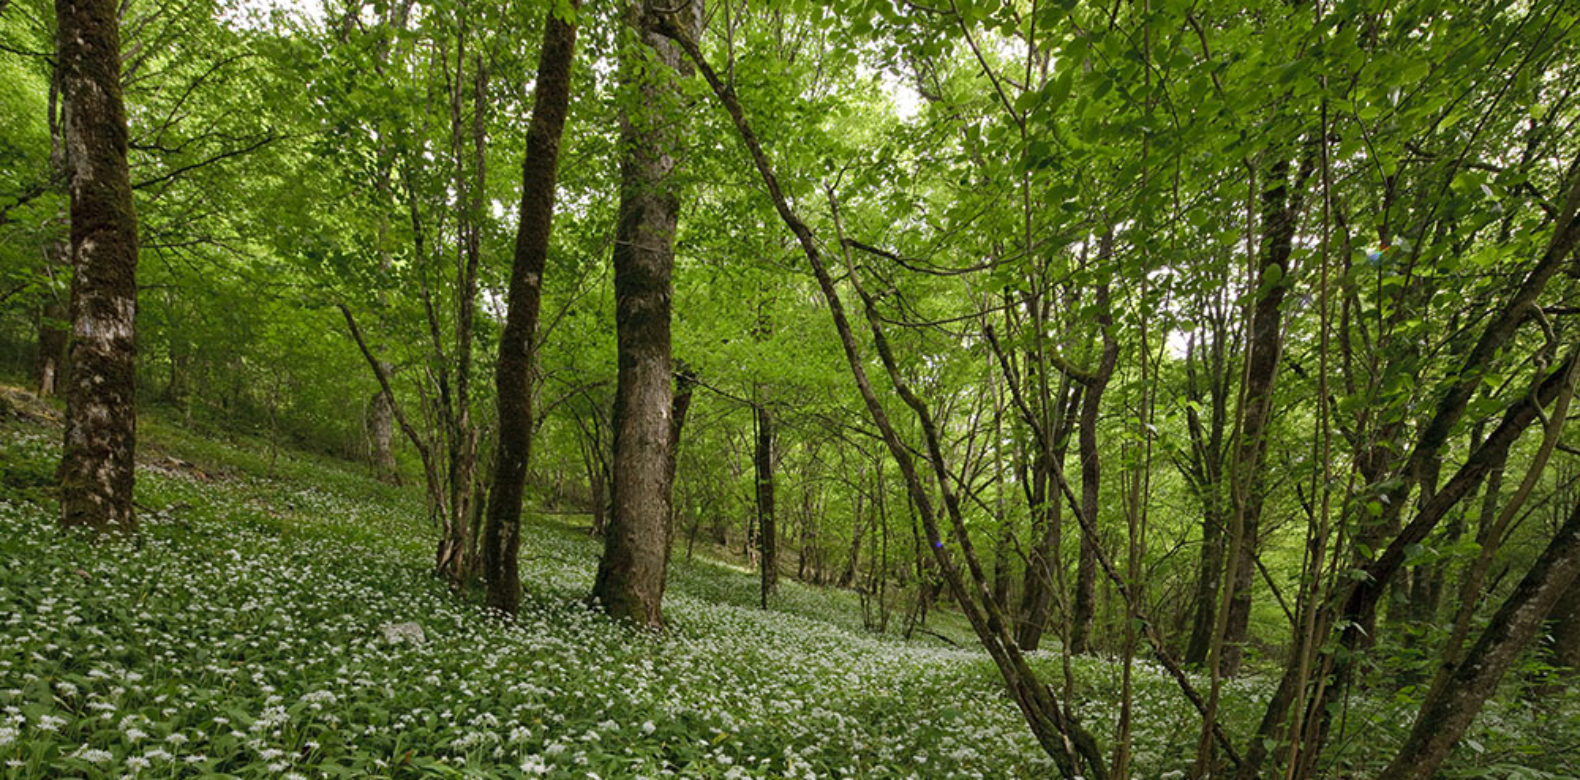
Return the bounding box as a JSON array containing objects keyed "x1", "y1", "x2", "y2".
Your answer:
[
  {"x1": 1378, "y1": 497, "x2": 1580, "y2": 780},
  {"x1": 480, "y1": 1, "x2": 580, "y2": 618},
  {"x1": 435, "y1": 40, "x2": 487, "y2": 586},
  {"x1": 1072, "y1": 270, "x2": 1118, "y2": 655},
  {"x1": 1017, "y1": 377, "x2": 1076, "y2": 651},
  {"x1": 755, "y1": 399, "x2": 777, "y2": 608},
  {"x1": 988, "y1": 364, "x2": 1012, "y2": 612},
  {"x1": 37, "y1": 54, "x2": 68, "y2": 399},
  {"x1": 56, "y1": 0, "x2": 139, "y2": 533},
  {"x1": 591, "y1": 2, "x2": 698, "y2": 626},
  {"x1": 1221, "y1": 153, "x2": 1311, "y2": 676},
  {"x1": 587, "y1": 443, "x2": 607, "y2": 533},
  {"x1": 1181, "y1": 305, "x2": 1232, "y2": 666},
  {"x1": 573, "y1": 409, "x2": 610, "y2": 534}
]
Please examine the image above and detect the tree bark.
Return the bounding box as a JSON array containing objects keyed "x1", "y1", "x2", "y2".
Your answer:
[
  {"x1": 754, "y1": 400, "x2": 777, "y2": 608},
  {"x1": 1221, "y1": 153, "x2": 1311, "y2": 676},
  {"x1": 56, "y1": 0, "x2": 139, "y2": 533},
  {"x1": 37, "y1": 53, "x2": 68, "y2": 399},
  {"x1": 667, "y1": 361, "x2": 698, "y2": 544},
  {"x1": 35, "y1": 285, "x2": 68, "y2": 397},
  {"x1": 481, "y1": 1, "x2": 580, "y2": 618},
  {"x1": 434, "y1": 38, "x2": 487, "y2": 587},
  {"x1": 1378, "y1": 497, "x2": 1580, "y2": 780},
  {"x1": 1014, "y1": 357, "x2": 1078, "y2": 651},
  {"x1": 1545, "y1": 576, "x2": 1580, "y2": 675},
  {"x1": 1072, "y1": 277, "x2": 1117, "y2": 655},
  {"x1": 591, "y1": 1, "x2": 698, "y2": 626},
  {"x1": 1181, "y1": 305, "x2": 1233, "y2": 666},
  {"x1": 370, "y1": 384, "x2": 397, "y2": 481}
]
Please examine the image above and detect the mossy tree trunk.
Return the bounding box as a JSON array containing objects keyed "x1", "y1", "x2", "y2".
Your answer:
[
  {"x1": 56, "y1": 0, "x2": 140, "y2": 533},
  {"x1": 591, "y1": 0, "x2": 700, "y2": 628},
  {"x1": 481, "y1": 0, "x2": 580, "y2": 618}
]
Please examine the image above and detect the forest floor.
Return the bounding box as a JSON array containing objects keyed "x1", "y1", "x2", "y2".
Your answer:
[{"x1": 0, "y1": 393, "x2": 1574, "y2": 779}]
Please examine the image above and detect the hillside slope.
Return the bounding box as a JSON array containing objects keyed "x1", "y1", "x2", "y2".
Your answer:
[
  {"x1": 0, "y1": 411, "x2": 1077, "y2": 778},
  {"x1": 2, "y1": 407, "x2": 1569, "y2": 778}
]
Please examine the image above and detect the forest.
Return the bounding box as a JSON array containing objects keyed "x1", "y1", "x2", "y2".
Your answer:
[{"x1": 2, "y1": 0, "x2": 1579, "y2": 777}]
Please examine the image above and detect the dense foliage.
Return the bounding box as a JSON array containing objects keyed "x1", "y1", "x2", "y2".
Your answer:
[{"x1": 3, "y1": 0, "x2": 1580, "y2": 776}]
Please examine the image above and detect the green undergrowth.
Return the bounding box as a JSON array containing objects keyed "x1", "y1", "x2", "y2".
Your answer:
[{"x1": 1, "y1": 413, "x2": 1576, "y2": 778}]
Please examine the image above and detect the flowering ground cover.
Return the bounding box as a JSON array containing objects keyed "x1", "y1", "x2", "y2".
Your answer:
[{"x1": 1, "y1": 417, "x2": 1574, "y2": 778}]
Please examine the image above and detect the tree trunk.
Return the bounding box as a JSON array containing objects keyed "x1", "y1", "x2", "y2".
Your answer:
[
  {"x1": 1222, "y1": 153, "x2": 1310, "y2": 676},
  {"x1": 1018, "y1": 378, "x2": 1077, "y2": 651},
  {"x1": 1186, "y1": 500, "x2": 1227, "y2": 665},
  {"x1": 1545, "y1": 576, "x2": 1580, "y2": 675},
  {"x1": 480, "y1": 1, "x2": 579, "y2": 618},
  {"x1": 588, "y1": 448, "x2": 607, "y2": 534},
  {"x1": 35, "y1": 248, "x2": 68, "y2": 397},
  {"x1": 1072, "y1": 272, "x2": 1118, "y2": 655},
  {"x1": 843, "y1": 483, "x2": 865, "y2": 588},
  {"x1": 755, "y1": 400, "x2": 777, "y2": 608},
  {"x1": 1378, "y1": 497, "x2": 1580, "y2": 780},
  {"x1": 667, "y1": 361, "x2": 698, "y2": 545},
  {"x1": 1181, "y1": 305, "x2": 1233, "y2": 667},
  {"x1": 37, "y1": 51, "x2": 68, "y2": 399},
  {"x1": 435, "y1": 39, "x2": 488, "y2": 587},
  {"x1": 370, "y1": 385, "x2": 397, "y2": 482},
  {"x1": 56, "y1": 0, "x2": 139, "y2": 533},
  {"x1": 591, "y1": 2, "x2": 697, "y2": 627}
]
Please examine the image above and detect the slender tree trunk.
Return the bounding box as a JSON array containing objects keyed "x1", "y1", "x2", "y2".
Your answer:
[
  {"x1": 1222, "y1": 153, "x2": 1311, "y2": 676},
  {"x1": 435, "y1": 41, "x2": 487, "y2": 586},
  {"x1": 56, "y1": 0, "x2": 139, "y2": 532},
  {"x1": 755, "y1": 400, "x2": 777, "y2": 608},
  {"x1": 587, "y1": 446, "x2": 607, "y2": 533},
  {"x1": 36, "y1": 288, "x2": 68, "y2": 397},
  {"x1": 574, "y1": 410, "x2": 610, "y2": 534},
  {"x1": 843, "y1": 479, "x2": 865, "y2": 588},
  {"x1": 988, "y1": 365, "x2": 1012, "y2": 612},
  {"x1": 481, "y1": 1, "x2": 580, "y2": 618},
  {"x1": 1378, "y1": 497, "x2": 1580, "y2": 780},
  {"x1": 37, "y1": 56, "x2": 68, "y2": 399},
  {"x1": 1182, "y1": 307, "x2": 1232, "y2": 666},
  {"x1": 36, "y1": 240, "x2": 70, "y2": 398},
  {"x1": 667, "y1": 361, "x2": 698, "y2": 543},
  {"x1": 1072, "y1": 270, "x2": 1118, "y2": 655},
  {"x1": 370, "y1": 384, "x2": 398, "y2": 481},
  {"x1": 1018, "y1": 378, "x2": 1076, "y2": 651}
]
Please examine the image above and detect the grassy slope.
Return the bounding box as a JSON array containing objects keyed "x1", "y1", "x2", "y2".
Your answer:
[{"x1": 1, "y1": 401, "x2": 1574, "y2": 779}]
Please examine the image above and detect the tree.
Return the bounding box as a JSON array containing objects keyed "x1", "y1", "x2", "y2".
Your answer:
[
  {"x1": 55, "y1": 0, "x2": 139, "y2": 532},
  {"x1": 754, "y1": 397, "x2": 776, "y2": 607},
  {"x1": 1379, "y1": 492, "x2": 1580, "y2": 780},
  {"x1": 590, "y1": 0, "x2": 701, "y2": 627},
  {"x1": 481, "y1": 0, "x2": 581, "y2": 618}
]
